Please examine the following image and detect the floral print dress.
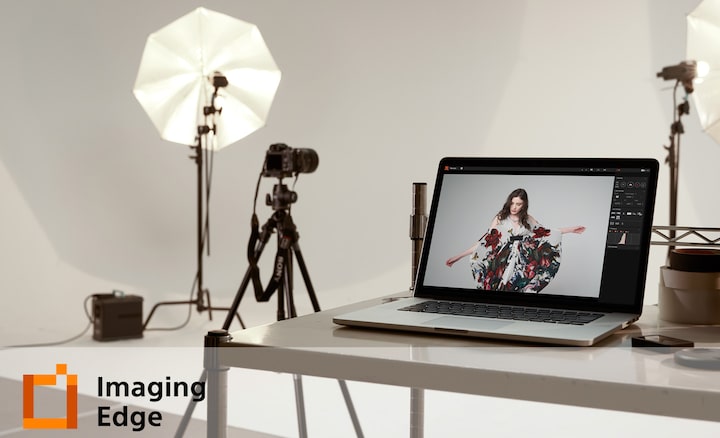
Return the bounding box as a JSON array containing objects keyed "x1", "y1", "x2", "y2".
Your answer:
[{"x1": 470, "y1": 217, "x2": 561, "y2": 293}]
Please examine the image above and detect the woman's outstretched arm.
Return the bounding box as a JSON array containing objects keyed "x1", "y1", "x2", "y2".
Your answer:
[
  {"x1": 446, "y1": 217, "x2": 497, "y2": 267},
  {"x1": 446, "y1": 245, "x2": 477, "y2": 267},
  {"x1": 559, "y1": 226, "x2": 586, "y2": 234}
]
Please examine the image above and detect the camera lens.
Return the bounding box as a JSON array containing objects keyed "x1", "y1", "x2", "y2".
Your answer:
[{"x1": 293, "y1": 149, "x2": 319, "y2": 174}]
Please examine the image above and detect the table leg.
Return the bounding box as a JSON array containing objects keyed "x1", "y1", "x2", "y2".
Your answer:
[
  {"x1": 205, "y1": 330, "x2": 232, "y2": 438},
  {"x1": 410, "y1": 387, "x2": 424, "y2": 438}
]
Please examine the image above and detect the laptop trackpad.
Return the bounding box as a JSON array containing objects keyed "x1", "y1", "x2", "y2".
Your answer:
[{"x1": 429, "y1": 316, "x2": 513, "y2": 332}]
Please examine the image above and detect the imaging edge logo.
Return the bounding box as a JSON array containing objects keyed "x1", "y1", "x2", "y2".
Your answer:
[
  {"x1": 23, "y1": 363, "x2": 206, "y2": 433},
  {"x1": 23, "y1": 363, "x2": 78, "y2": 429}
]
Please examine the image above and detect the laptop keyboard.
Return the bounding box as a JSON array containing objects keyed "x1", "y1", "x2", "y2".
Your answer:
[{"x1": 399, "y1": 301, "x2": 603, "y2": 325}]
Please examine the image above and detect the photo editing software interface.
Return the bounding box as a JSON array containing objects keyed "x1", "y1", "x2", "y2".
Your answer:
[
  {"x1": 421, "y1": 162, "x2": 656, "y2": 307},
  {"x1": 608, "y1": 172, "x2": 650, "y2": 247}
]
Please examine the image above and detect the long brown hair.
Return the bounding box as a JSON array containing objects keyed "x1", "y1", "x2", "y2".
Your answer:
[{"x1": 497, "y1": 188, "x2": 529, "y2": 228}]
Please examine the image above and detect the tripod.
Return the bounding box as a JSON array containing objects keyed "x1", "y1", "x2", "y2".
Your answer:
[
  {"x1": 230, "y1": 182, "x2": 320, "y2": 322},
  {"x1": 177, "y1": 181, "x2": 364, "y2": 438}
]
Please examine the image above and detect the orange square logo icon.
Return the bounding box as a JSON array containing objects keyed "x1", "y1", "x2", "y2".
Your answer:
[{"x1": 23, "y1": 363, "x2": 78, "y2": 429}]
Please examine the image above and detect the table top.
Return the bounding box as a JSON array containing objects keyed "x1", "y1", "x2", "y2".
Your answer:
[{"x1": 218, "y1": 295, "x2": 720, "y2": 422}]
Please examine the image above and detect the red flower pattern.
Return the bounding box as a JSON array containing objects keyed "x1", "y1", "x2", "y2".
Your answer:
[
  {"x1": 484, "y1": 229, "x2": 502, "y2": 250},
  {"x1": 533, "y1": 227, "x2": 551, "y2": 239}
]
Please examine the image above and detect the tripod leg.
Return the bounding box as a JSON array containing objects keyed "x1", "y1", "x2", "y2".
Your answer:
[
  {"x1": 174, "y1": 369, "x2": 207, "y2": 438},
  {"x1": 234, "y1": 312, "x2": 245, "y2": 329},
  {"x1": 277, "y1": 275, "x2": 287, "y2": 321},
  {"x1": 271, "y1": 215, "x2": 363, "y2": 437},
  {"x1": 285, "y1": 250, "x2": 297, "y2": 318},
  {"x1": 293, "y1": 374, "x2": 308, "y2": 438},
  {"x1": 291, "y1": 242, "x2": 321, "y2": 312},
  {"x1": 338, "y1": 380, "x2": 365, "y2": 438},
  {"x1": 274, "y1": 242, "x2": 308, "y2": 437},
  {"x1": 288, "y1": 243, "x2": 364, "y2": 437}
]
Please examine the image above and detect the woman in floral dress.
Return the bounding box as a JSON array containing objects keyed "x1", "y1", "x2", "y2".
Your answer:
[{"x1": 446, "y1": 188, "x2": 585, "y2": 293}]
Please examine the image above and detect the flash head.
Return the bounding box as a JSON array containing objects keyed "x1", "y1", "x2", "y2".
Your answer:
[{"x1": 657, "y1": 61, "x2": 700, "y2": 93}]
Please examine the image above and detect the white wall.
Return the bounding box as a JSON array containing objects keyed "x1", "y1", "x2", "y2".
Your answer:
[{"x1": 1, "y1": 0, "x2": 719, "y2": 342}]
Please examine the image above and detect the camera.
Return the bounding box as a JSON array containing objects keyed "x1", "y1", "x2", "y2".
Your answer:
[{"x1": 263, "y1": 143, "x2": 319, "y2": 179}]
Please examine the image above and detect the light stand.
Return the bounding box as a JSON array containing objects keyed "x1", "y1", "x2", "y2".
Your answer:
[
  {"x1": 663, "y1": 81, "x2": 689, "y2": 255},
  {"x1": 144, "y1": 75, "x2": 244, "y2": 330},
  {"x1": 657, "y1": 61, "x2": 699, "y2": 259}
]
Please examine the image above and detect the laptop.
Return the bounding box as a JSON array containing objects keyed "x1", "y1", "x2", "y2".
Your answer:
[{"x1": 333, "y1": 157, "x2": 659, "y2": 346}]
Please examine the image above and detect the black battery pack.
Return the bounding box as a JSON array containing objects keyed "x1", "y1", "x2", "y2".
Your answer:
[{"x1": 92, "y1": 293, "x2": 144, "y2": 341}]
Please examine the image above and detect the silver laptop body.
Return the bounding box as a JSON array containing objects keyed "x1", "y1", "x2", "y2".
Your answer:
[{"x1": 334, "y1": 157, "x2": 659, "y2": 346}]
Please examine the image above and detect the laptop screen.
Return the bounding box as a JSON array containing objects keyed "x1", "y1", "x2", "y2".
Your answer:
[{"x1": 415, "y1": 157, "x2": 659, "y2": 313}]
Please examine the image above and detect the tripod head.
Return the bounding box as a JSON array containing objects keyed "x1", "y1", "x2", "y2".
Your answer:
[{"x1": 265, "y1": 182, "x2": 297, "y2": 212}]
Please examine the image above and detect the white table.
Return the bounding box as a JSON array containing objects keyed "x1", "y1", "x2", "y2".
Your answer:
[{"x1": 204, "y1": 297, "x2": 720, "y2": 437}]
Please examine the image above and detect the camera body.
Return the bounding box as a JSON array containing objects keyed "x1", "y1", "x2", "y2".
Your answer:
[{"x1": 263, "y1": 143, "x2": 318, "y2": 179}]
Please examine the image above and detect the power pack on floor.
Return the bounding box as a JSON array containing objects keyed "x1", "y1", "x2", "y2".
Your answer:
[{"x1": 92, "y1": 294, "x2": 144, "y2": 341}]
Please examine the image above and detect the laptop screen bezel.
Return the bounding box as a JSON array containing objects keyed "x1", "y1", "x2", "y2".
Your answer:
[{"x1": 413, "y1": 156, "x2": 659, "y2": 314}]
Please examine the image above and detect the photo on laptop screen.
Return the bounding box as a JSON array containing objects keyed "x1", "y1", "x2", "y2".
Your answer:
[{"x1": 416, "y1": 159, "x2": 657, "y2": 309}]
